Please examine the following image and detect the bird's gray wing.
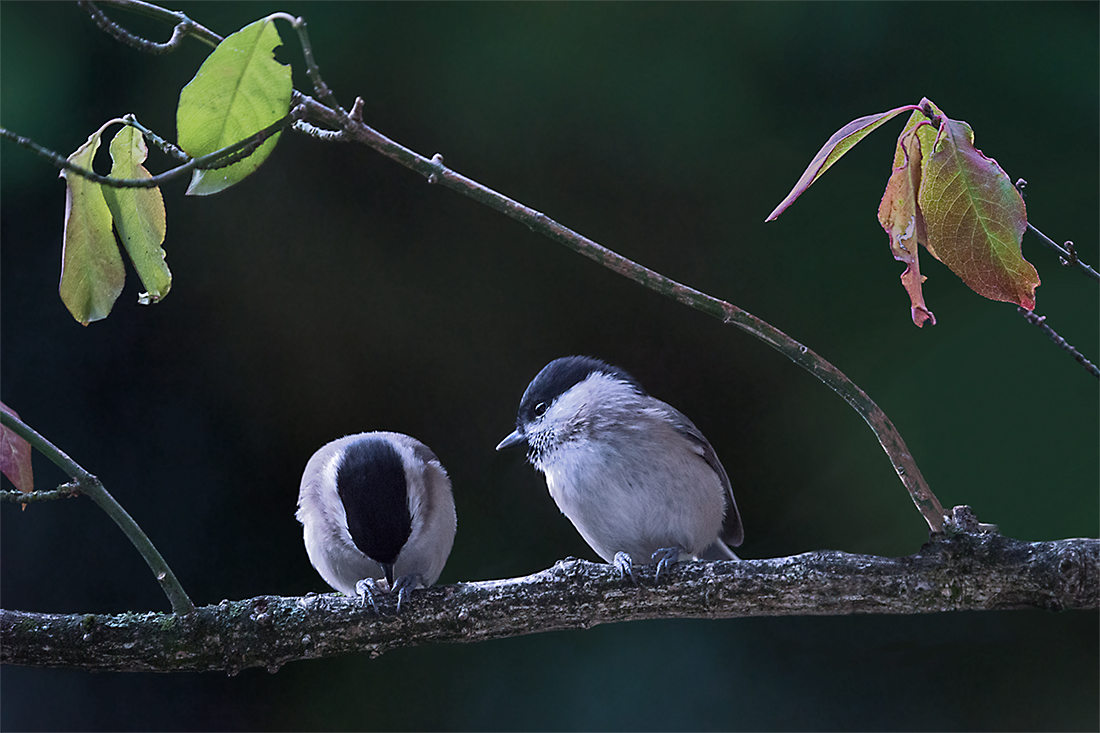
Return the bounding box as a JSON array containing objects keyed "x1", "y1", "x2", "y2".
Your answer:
[{"x1": 657, "y1": 401, "x2": 744, "y2": 548}]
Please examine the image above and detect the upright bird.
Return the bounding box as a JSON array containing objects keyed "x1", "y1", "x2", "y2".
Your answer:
[{"x1": 497, "y1": 355, "x2": 743, "y2": 581}]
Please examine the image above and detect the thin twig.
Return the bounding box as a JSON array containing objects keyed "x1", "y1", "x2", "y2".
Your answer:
[
  {"x1": 1018, "y1": 307, "x2": 1099, "y2": 378},
  {"x1": 1027, "y1": 223, "x2": 1099, "y2": 281},
  {"x1": 0, "y1": 113, "x2": 293, "y2": 189},
  {"x1": 80, "y1": 0, "x2": 195, "y2": 54},
  {"x1": 0, "y1": 483, "x2": 83, "y2": 504},
  {"x1": 0, "y1": 412, "x2": 194, "y2": 615},
  {"x1": 296, "y1": 95, "x2": 947, "y2": 534},
  {"x1": 81, "y1": 0, "x2": 222, "y2": 49},
  {"x1": 282, "y1": 16, "x2": 346, "y2": 116},
  {"x1": 292, "y1": 120, "x2": 347, "y2": 142},
  {"x1": 123, "y1": 114, "x2": 189, "y2": 161},
  {"x1": 196, "y1": 113, "x2": 296, "y2": 171},
  {"x1": 1015, "y1": 179, "x2": 1099, "y2": 282}
]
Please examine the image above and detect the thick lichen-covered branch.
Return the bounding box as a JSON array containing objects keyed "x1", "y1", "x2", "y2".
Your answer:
[{"x1": 3, "y1": 521, "x2": 1095, "y2": 674}]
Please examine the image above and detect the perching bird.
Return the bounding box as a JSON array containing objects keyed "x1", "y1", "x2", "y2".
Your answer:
[
  {"x1": 296, "y1": 431, "x2": 456, "y2": 612},
  {"x1": 496, "y1": 356, "x2": 742, "y2": 581}
]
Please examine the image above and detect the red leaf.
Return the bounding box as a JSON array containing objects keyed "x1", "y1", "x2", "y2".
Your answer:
[
  {"x1": 878, "y1": 128, "x2": 936, "y2": 327},
  {"x1": 0, "y1": 402, "x2": 34, "y2": 494},
  {"x1": 918, "y1": 117, "x2": 1039, "y2": 309}
]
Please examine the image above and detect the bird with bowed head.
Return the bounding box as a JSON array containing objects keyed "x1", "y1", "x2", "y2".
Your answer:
[{"x1": 296, "y1": 431, "x2": 456, "y2": 612}]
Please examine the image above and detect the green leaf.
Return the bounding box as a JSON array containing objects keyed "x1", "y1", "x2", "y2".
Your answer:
[
  {"x1": 0, "y1": 402, "x2": 33, "y2": 494},
  {"x1": 177, "y1": 17, "x2": 292, "y2": 196},
  {"x1": 918, "y1": 116, "x2": 1039, "y2": 309},
  {"x1": 59, "y1": 129, "x2": 124, "y2": 325},
  {"x1": 766, "y1": 104, "x2": 920, "y2": 222},
  {"x1": 102, "y1": 125, "x2": 171, "y2": 304}
]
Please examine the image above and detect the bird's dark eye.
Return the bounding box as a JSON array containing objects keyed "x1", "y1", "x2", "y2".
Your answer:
[{"x1": 533, "y1": 401, "x2": 548, "y2": 417}]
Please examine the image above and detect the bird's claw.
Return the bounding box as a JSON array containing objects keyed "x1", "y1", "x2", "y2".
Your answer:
[
  {"x1": 651, "y1": 547, "x2": 682, "y2": 584},
  {"x1": 355, "y1": 577, "x2": 383, "y2": 614},
  {"x1": 391, "y1": 574, "x2": 423, "y2": 615},
  {"x1": 613, "y1": 551, "x2": 636, "y2": 584},
  {"x1": 356, "y1": 575, "x2": 424, "y2": 615}
]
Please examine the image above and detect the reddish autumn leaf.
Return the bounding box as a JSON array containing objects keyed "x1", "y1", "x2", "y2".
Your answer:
[
  {"x1": 0, "y1": 402, "x2": 33, "y2": 494},
  {"x1": 770, "y1": 96, "x2": 1039, "y2": 326},
  {"x1": 766, "y1": 103, "x2": 921, "y2": 222},
  {"x1": 878, "y1": 127, "x2": 935, "y2": 327},
  {"x1": 918, "y1": 115, "x2": 1039, "y2": 310}
]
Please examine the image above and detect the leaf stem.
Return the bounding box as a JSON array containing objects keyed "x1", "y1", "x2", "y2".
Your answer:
[
  {"x1": 0, "y1": 411, "x2": 195, "y2": 614},
  {"x1": 298, "y1": 94, "x2": 947, "y2": 534}
]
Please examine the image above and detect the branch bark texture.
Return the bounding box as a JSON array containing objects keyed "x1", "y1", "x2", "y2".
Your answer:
[{"x1": 3, "y1": 530, "x2": 1095, "y2": 674}]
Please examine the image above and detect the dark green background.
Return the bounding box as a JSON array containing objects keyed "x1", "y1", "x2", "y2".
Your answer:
[{"x1": 2, "y1": 2, "x2": 1096, "y2": 730}]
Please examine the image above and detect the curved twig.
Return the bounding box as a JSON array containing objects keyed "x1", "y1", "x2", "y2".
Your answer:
[
  {"x1": 80, "y1": 0, "x2": 222, "y2": 50},
  {"x1": 0, "y1": 412, "x2": 194, "y2": 615}
]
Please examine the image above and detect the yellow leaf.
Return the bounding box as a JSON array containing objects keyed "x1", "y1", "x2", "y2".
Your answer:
[{"x1": 59, "y1": 129, "x2": 123, "y2": 325}]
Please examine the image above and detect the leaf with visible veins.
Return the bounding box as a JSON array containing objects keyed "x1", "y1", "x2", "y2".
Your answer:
[
  {"x1": 770, "y1": 96, "x2": 1040, "y2": 325},
  {"x1": 918, "y1": 114, "x2": 1038, "y2": 309},
  {"x1": 177, "y1": 17, "x2": 292, "y2": 196}
]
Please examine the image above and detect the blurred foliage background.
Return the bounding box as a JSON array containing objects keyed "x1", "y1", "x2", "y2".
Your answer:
[{"x1": 1, "y1": 2, "x2": 1096, "y2": 730}]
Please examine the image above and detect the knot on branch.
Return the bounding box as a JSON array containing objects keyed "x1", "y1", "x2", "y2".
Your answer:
[
  {"x1": 1052, "y1": 545, "x2": 1098, "y2": 610},
  {"x1": 428, "y1": 153, "x2": 445, "y2": 184},
  {"x1": 943, "y1": 505, "x2": 999, "y2": 536},
  {"x1": 1059, "y1": 240, "x2": 1079, "y2": 268}
]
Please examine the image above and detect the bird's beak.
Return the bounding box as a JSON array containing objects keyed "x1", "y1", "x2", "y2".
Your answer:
[{"x1": 495, "y1": 429, "x2": 525, "y2": 451}]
